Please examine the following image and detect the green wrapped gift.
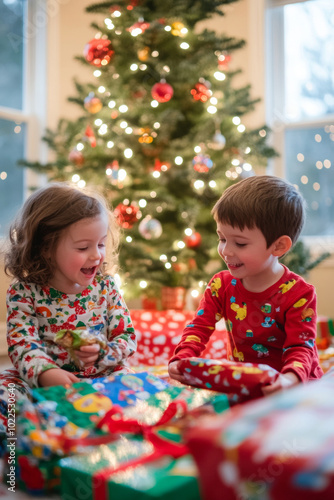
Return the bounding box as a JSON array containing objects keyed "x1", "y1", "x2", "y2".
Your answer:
[{"x1": 60, "y1": 435, "x2": 200, "y2": 500}]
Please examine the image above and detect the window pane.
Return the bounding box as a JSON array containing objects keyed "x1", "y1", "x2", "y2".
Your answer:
[
  {"x1": 285, "y1": 0, "x2": 334, "y2": 121},
  {"x1": 0, "y1": 0, "x2": 24, "y2": 110},
  {"x1": 285, "y1": 125, "x2": 334, "y2": 237},
  {"x1": 0, "y1": 118, "x2": 25, "y2": 236}
]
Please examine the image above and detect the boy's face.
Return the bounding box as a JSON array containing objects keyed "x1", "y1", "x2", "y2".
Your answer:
[{"x1": 216, "y1": 222, "x2": 280, "y2": 286}]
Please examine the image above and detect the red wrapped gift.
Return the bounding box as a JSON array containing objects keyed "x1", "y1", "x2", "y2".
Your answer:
[
  {"x1": 177, "y1": 357, "x2": 279, "y2": 400},
  {"x1": 129, "y1": 310, "x2": 227, "y2": 367},
  {"x1": 317, "y1": 315, "x2": 334, "y2": 349},
  {"x1": 185, "y1": 369, "x2": 334, "y2": 500}
]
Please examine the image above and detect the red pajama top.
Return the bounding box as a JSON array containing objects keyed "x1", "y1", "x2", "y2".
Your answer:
[{"x1": 170, "y1": 266, "x2": 323, "y2": 381}]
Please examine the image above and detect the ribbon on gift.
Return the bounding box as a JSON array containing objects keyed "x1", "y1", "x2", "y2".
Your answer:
[
  {"x1": 92, "y1": 427, "x2": 189, "y2": 500},
  {"x1": 96, "y1": 399, "x2": 188, "y2": 435},
  {"x1": 61, "y1": 431, "x2": 118, "y2": 454},
  {"x1": 92, "y1": 399, "x2": 190, "y2": 500}
]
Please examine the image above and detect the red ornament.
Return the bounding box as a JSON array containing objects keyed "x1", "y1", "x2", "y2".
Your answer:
[
  {"x1": 218, "y1": 53, "x2": 231, "y2": 69},
  {"x1": 188, "y1": 258, "x2": 197, "y2": 270},
  {"x1": 106, "y1": 160, "x2": 119, "y2": 184},
  {"x1": 154, "y1": 159, "x2": 171, "y2": 171},
  {"x1": 192, "y1": 154, "x2": 213, "y2": 173},
  {"x1": 114, "y1": 202, "x2": 139, "y2": 229},
  {"x1": 185, "y1": 232, "x2": 202, "y2": 248},
  {"x1": 68, "y1": 149, "x2": 84, "y2": 166},
  {"x1": 126, "y1": 1, "x2": 141, "y2": 11},
  {"x1": 84, "y1": 38, "x2": 114, "y2": 67},
  {"x1": 83, "y1": 125, "x2": 96, "y2": 147},
  {"x1": 191, "y1": 81, "x2": 211, "y2": 102},
  {"x1": 151, "y1": 81, "x2": 174, "y2": 103},
  {"x1": 127, "y1": 20, "x2": 150, "y2": 35}
]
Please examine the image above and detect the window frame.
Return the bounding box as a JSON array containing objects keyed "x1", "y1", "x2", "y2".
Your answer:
[
  {"x1": 265, "y1": 0, "x2": 334, "y2": 254},
  {"x1": 0, "y1": 0, "x2": 47, "y2": 217}
]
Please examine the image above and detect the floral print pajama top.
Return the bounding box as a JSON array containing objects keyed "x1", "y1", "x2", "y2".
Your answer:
[{"x1": 6, "y1": 274, "x2": 137, "y2": 387}]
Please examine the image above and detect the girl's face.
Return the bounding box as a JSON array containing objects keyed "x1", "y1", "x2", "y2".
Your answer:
[
  {"x1": 49, "y1": 213, "x2": 108, "y2": 294},
  {"x1": 216, "y1": 221, "x2": 281, "y2": 291}
]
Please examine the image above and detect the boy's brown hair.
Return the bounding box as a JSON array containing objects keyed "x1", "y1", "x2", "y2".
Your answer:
[
  {"x1": 4, "y1": 182, "x2": 120, "y2": 285},
  {"x1": 212, "y1": 175, "x2": 305, "y2": 247}
]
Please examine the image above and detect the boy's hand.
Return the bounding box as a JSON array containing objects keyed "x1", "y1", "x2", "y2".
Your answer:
[
  {"x1": 168, "y1": 360, "x2": 188, "y2": 384},
  {"x1": 262, "y1": 371, "x2": 299, "y2": 396},
  {"x1": 76, "y1": 344, "x2": 100, "y2": 368},
  {"x1": 38, "y1": 368, "x2": 79, "y2": 387}
]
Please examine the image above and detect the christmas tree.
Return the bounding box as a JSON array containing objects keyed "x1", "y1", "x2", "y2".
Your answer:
[{"x1": 24, "y1": 0, "x2": 278, "y2": 307}]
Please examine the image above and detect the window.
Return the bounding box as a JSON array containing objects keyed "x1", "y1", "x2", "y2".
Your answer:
[
  {"x1": 0, "y1": 0, "x2": 46, "y2": 237},
  {"x1": 266, "y1": 0, "x2": 334, "y2": 240}
]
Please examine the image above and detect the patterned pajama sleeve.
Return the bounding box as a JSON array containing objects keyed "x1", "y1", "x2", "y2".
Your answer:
[{"x1": 6, "y1": 287, "x2": 59, "y2": 387}]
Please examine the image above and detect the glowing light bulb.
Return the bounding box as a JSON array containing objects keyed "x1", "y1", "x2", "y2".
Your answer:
[
  {"x1": 124, "y1": 148, "x2": 133, "y2": 158},
  {"x1": 214, "y1": 71, "x2": 225, "y2": 81}
]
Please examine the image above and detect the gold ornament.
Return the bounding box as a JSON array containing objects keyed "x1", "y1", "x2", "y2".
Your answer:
[
  {"x1": 137, "y1": 46, "x2": 150, "y2": 61},
  {"x1": 171, "y1": 21, "x2": 186, "y2": 37}
]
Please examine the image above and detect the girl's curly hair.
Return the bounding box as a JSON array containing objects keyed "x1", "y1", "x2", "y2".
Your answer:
[{"x1": 4, "y1": 182, "x2": 120, "y2": 285}]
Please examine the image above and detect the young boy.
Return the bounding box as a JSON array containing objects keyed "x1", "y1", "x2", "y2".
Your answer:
[{"x1": 169, "y1": 175, "x2": 323, "y2": 394}]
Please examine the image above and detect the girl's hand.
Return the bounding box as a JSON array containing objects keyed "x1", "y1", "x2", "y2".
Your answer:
[
  {"x1": 168, "y1": 360, "x2": 188, "y2": 384},
  {"x1": 76, "y1": 344, "x2": 100, "y2": 368},
  {"x1": 38, "y1": 368, "x2": 79, "y2": 387},
  {"x1": 262, "y1": 371, "x2": 299, "y2": 396}
]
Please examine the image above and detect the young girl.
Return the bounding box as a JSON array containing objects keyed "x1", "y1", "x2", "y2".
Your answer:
[{"x1": 0, "y1": 182, "x2": 137, "y2": 428}]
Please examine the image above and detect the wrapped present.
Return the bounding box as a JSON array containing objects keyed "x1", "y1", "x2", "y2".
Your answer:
[
  {"x1": 177, "y1": 357, "x2": 279, "y2": 401},
  {"x1": 129, "y1": 310, "x2": 227, "y2": 367},
  {"x1": 316, "y1": 316, "x2": 334, "y2": 350},
  {"x1": 185, "y1": 368, "x2": 334, "y2": 500},
  {"x1": 319, "y1": 346, "x2": 334, "y2": 373},
  {"x1": 60, "y1": 433, "x2": 199, "y2": 500},
  {"x1": 16, "y1": 452, "x2": 62, "y2": 495},
  {"x1": 12, "y1": 372, "x2": 172, "y2": 494},
  {"x1": 32, "y1": 372, "x2": 170, "y2": 430},
  {"x1": 16, "y1": 399, "x2": 118, "y2": 461}
]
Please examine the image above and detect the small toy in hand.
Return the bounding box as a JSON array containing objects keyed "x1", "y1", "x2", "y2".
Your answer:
[{"x1": 55, "y1": 328, "x2": 107, "y2": 368}]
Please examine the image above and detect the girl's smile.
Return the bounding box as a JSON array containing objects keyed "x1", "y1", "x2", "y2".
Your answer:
[{"x1": 49, "y1": 212, "x2": 109, "y2": 294}]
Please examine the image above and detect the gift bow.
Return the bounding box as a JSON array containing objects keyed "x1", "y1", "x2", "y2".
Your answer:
[
  {"x1": 96, "y1": 398, "x2": 188, "y2": 435},
  {"x1": 92, "y1": 399, "x2": 190, "y2": 500}
]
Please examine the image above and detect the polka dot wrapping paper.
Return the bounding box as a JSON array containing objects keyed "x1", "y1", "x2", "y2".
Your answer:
[{"x1": 128, "y1": 310, "x2": 228, "y2": 367}]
